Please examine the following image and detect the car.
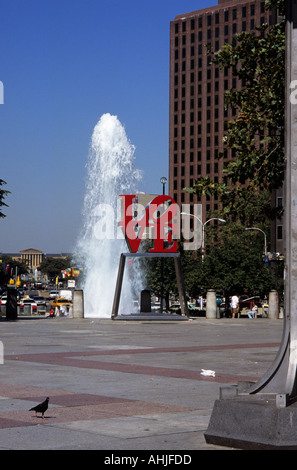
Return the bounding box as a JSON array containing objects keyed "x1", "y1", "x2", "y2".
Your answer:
[
  {"x1": 187, "y1": 302, "x2": 200, "y2": 311},
  {"x1": 50, "y1": 297, "x2": 72, "y2": 309},
  {"x1": 19, "y1": 298, "x2": 37, "y2": 312},
  {"x1": 33, "y1": 296, "x2": 47, "y2": 307},
  {"x1": 238, "y1": 298, "x2": 262, "y2": 309},
  {"x1": 0, "y1": 295, "x2": 7, "y2": 305},
  {"x1": 49, "y1": 290, "x2": 59, "y2": 299}
]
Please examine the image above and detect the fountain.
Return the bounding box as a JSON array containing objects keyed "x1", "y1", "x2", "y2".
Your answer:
[{"x1": 75, "y1": 113, "x2": 142, "y2": 318}]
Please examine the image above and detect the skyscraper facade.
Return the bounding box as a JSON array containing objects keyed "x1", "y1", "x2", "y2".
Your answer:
[{"x1": 169, "y1": 0, "x2": 275, "y2": 234}]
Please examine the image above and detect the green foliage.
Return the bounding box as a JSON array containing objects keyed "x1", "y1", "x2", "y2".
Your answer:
[
  {"x1": 0, "y1": 255, "x2": 28, "y2": 285},
  {"x1": 142, "y1": 255, "x2": 179, "y2": 308},
  {"x1": 181, "y1": 223, "x2": 283, "y2": 299},
  {"x1": 202, "y1": 223, "x2": 282, "y2": 296},
  {"x1": 0, "y1": 179, "x2": 10, "y2": 218},
  {"x1": 39, "y1": 256, "x2": 72, "y2": 279}
]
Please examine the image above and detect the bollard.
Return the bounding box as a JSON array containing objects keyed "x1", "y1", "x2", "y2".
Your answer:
[
  {"x1": 6, "y1": 289, "x2": 17, "y2": 321},
  {"x1": 268, "y1": 290, "x2": 279, "y2": 319},
  {"x1": 73, "y1": 290, "x2": 84, "y2": 318},
  {"x1": 206, "y1": 289, "x2": 217, "y2": 319}
]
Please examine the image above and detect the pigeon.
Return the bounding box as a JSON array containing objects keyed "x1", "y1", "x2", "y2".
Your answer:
[{"x1": 29, "y1": 397, "x2": 49, "y2": 419}]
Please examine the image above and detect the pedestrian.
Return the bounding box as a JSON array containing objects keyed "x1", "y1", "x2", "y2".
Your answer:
[
  {"x1": 49, "y1": 308, "x2": 55, "y2": 317},
  {"x1": 60, "y1": 305, "x2": 67, "y2": 316},
  {"x1": 247, "y1": 302, "x2": 258, "y2": 319},
  {"x1": 231, "y1": 294, "x2": 239, "y2": 318}
]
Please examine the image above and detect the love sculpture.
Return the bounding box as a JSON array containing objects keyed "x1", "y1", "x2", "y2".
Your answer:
[{"x1": 111, "y1": 194, "x2": 189, "y2": 320}]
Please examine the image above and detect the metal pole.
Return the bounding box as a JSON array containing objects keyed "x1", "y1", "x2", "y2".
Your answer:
[
  {"x1": 245, "y1": 227, "x2": 267, "y2": 256},
  {"x1": 180, "y1": 213, "x2": 225, "y2": 308}
]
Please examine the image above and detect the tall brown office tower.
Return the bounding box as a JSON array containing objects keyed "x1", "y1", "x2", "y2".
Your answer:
[{"x1": 169, "y1": 0, "x2": 277, "y2": 237}]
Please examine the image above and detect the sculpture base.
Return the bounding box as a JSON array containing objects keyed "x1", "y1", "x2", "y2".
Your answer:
[
  {"x1": 113, "y1": 311, "x2": 188, "y2": 321},
  {"x1": 205, "y1": 385, "x2": 297, "y2": 449}
]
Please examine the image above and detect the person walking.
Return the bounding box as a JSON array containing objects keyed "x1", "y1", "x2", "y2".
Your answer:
[{"x1": 231, "y1": 294, "x2": 239, "y2": 318}]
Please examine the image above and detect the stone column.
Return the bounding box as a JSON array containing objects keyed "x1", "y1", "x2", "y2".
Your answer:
[
  {"x1": 206, "y1": 289, "x2": 217, "y2": 319},
  {"x1": 73, "y1": 290, "x2": 84, "y2": 318},
  {"x1": 268, "y1": 290, "x2": 279, "y2": 319}
]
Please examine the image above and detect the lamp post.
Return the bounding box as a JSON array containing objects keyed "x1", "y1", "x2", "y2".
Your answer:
[
  {"x1": 181, "y1": 212, "x2": 226, "y2": 262},
  {"x1": 160, "y1": 176, "x2": 167, "y2": 195},
  {"x1": 245, "y1": 227, "x2": 267, "y2": 256},
  {"x1": 181, "y1": 212, "x2": 226, "y2": 310}
]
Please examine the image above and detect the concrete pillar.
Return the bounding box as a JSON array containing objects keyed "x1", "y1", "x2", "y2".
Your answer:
[
  {"x1": 268, "y1": 290, "x2": 279, "y2": 319},
  {"x1": 73, "y1": 290, "x2": 84, "y2": 318},
  {"x1": 206, "y1": 289, "x2": 217, "y2": 319}
]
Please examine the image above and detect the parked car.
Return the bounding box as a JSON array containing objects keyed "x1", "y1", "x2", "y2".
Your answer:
[
  {"x1": 238, "y1": 297, "x2": 263, "y2": 317},
  {"x1": 19, "y1": 297, "x2": 37, "y2": 312},
  {"x1": 49, "y1": 290, "x2": 59, "y2": 299},
  {"x1": 0, "y1": 295, "x2": 7, "y2": 305},
  {"x1": 32, "y1": 296, "x2": 47, "y2": 307}
]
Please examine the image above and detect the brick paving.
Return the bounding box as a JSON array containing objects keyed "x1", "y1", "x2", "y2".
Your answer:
[{"x1": 0, "y1": 316, "x2": 283, "y2": 450}]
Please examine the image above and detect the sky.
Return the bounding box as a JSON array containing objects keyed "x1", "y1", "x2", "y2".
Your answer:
[{"x1": 0, "y1": 0, "x2": 211, "y2": 254}]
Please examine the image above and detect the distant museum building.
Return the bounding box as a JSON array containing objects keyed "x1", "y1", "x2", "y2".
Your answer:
[{"x1": 1, "y1": 248, "x2": 69, "y2": 271}]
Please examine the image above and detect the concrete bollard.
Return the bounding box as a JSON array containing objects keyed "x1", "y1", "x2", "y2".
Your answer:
[
  {"x1": 73, "y1": 290, "x2": 84, "y2": 318},
  {"x1": 268, "y1": 290, "x2": 279, "y2": 319},
  {"x1": 206, "y1": 289, "x2": 217, "y2": 319}
]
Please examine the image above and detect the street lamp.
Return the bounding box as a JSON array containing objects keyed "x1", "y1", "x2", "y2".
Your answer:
[
  {"x1": 245, "y1": 227, "x2": 267, "y2": 256},
  {"x1": 160, "y1": 176, "x2": 167, "y2": 195},
  {"x1": 180, "y1": 212, "x2": 226, "y2": 310},
  {"x1": 180, "y1": 212, "x2": 226, "y2": 262}
]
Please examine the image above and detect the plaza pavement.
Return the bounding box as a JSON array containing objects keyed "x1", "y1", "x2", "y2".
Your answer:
[{"x1": 0, "y1": 314, "x2": 283, "y2": 452}]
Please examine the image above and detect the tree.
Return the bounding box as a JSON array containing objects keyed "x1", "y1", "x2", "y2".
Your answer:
[
  {"x1": 0, "y1": 179, "x2": 10, "y2": 218},
  {"x1": 204, "y1": 223, "x2": 281, "y2": 293},
  {"x1": 39, "y1": 257, "x2": 71, "y2": 280},
  {"x1": 0, "y1": 256, "x2": 28, "y2": 285},
  {"x1": 142, "y1": 255, "x2": 179, "y2": 310}
]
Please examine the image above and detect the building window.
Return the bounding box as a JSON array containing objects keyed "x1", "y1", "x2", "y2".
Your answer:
[{"x1": 277, "y1": 226, "x2": 283, "y2": 240}]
